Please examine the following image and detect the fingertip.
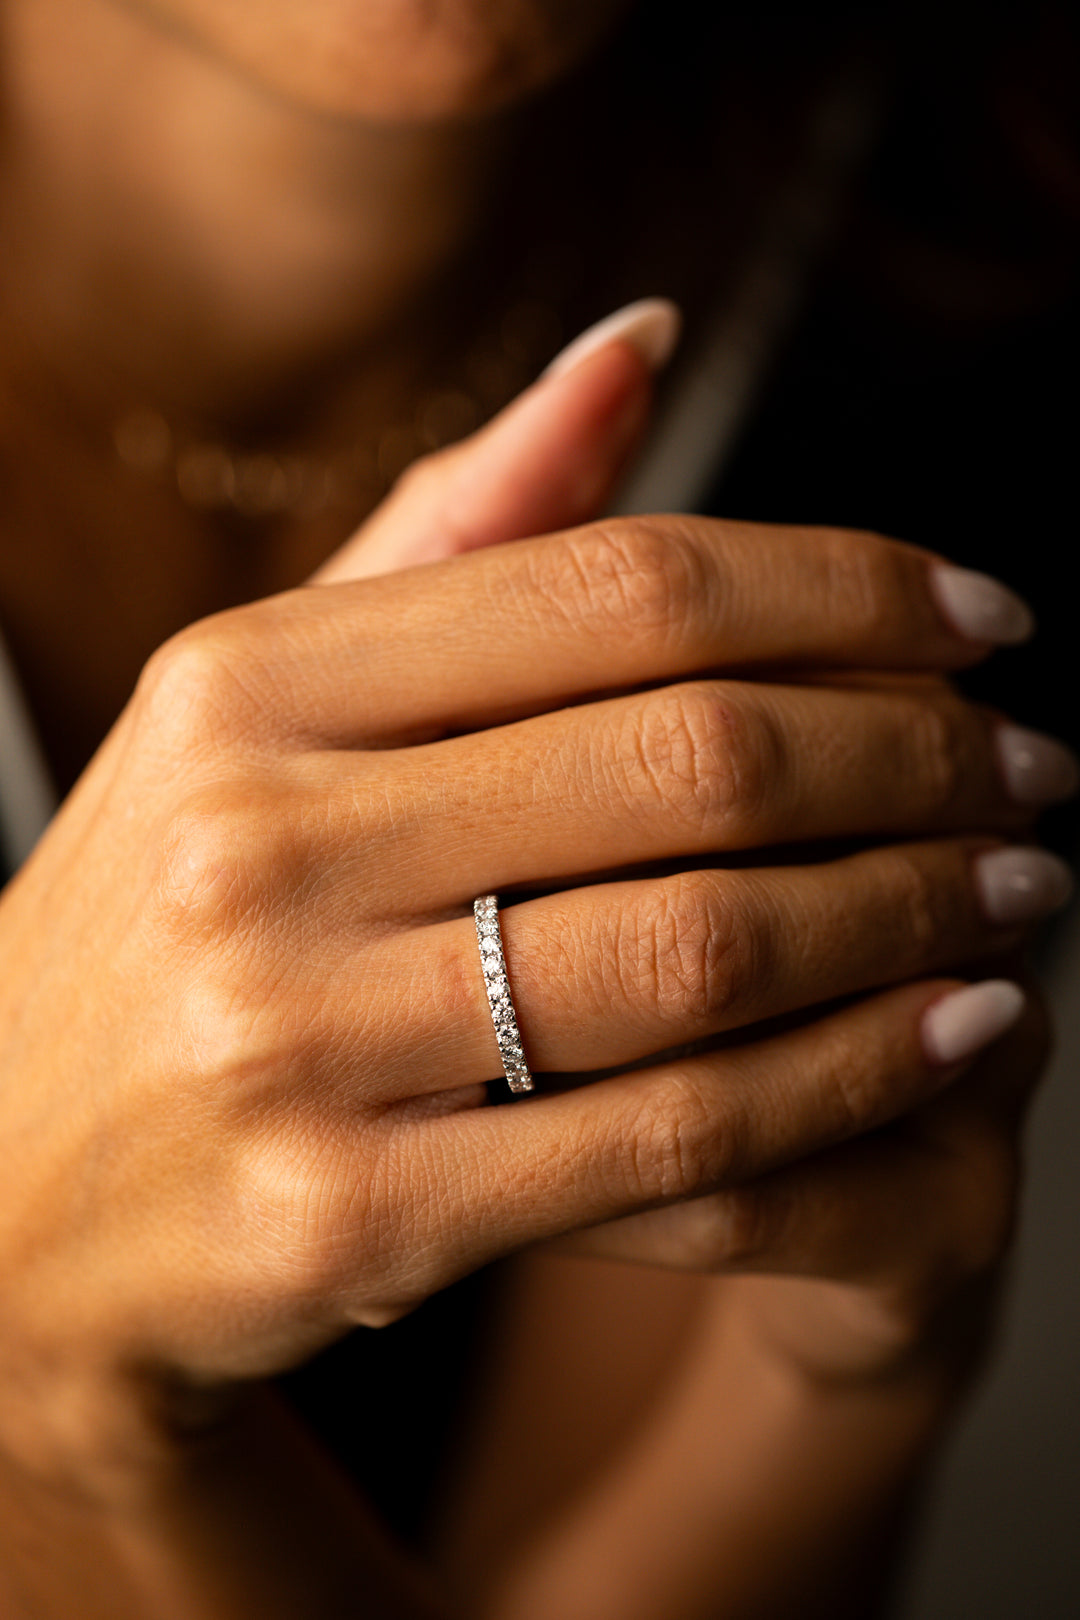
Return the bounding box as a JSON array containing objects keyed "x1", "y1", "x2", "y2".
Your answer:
[
  {"x1": 929, "y1": 563, "x2": 1035, "y2": 647},
  {"x1": 542, "y1": 298, "x2": 682, "y2": 382},
  {"x1": 920, "y1": 980, "x2": 1026, "y2": 1067},
  {"x1": 974, "y1": 845, "x2": 1075, "y2": 925},
  {"x1": 995, "y1": 724, "x2": 1080, "y2": 807}
]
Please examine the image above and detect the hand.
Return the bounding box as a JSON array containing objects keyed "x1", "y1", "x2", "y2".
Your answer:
[
  {"x1": 0, "y1": 317, "x2": 1071, "y2": 1495},
  {"x1": 553, "y1": 991, "x2": 1051, "y2": 1385},
  {"x1": 324, "y1": 301, "x2": 1074, "y2": 1392}
]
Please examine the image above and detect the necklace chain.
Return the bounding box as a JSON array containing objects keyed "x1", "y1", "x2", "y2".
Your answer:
[{"x1": 112, "y1": 290, "x2": 569, "y2": 524}]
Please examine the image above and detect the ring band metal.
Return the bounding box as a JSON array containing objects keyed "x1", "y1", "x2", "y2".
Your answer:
[{"x1": 474, "y1": 895, "x2": 534, "y2": 1094}]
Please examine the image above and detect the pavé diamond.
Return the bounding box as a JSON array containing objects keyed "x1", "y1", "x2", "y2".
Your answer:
[{"x1": 472, "y1": 892, "x2": 533, "y2": 1095}]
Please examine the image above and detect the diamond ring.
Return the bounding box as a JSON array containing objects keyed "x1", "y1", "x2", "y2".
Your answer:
[{"x1": 473, "y1": 895, "x2": 534, "y2": 1094}]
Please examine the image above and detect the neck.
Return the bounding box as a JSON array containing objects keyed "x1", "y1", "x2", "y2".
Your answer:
[{"x1": 0, "y1": 0, "x2": 508, "y2": 428}]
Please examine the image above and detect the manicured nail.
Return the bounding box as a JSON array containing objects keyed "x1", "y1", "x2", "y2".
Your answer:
[
  {"x1": 974, "y1": 846, "x2": 1074, "y2": 924},
  {"x1": 543, "y1": 298, "x2": 682, "y2": 381},
  {"x1": 996, "y1": 724, "x2": 1080, "y2": 805},
  {"x1": 930, "y1": 564, "x2": 1035, "y2": 645},
  {"x1": 922, "y1": 980, "x2": 1026, "y2": 1066}
]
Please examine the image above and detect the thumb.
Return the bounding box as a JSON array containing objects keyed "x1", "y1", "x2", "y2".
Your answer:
[{"x1": 314, "y1": 298, "x2": 680, "y2": 584}]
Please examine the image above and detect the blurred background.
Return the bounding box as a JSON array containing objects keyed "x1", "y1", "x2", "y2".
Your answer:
[
  {"x1": 903, "y1": 920, "x2": 1080, "y2": 1619},
  {"x1": 537, "y1": 3, "x2": 1080, "y2": 1604},
  {"x1": 706, "y1": 9, "x2": 1080, "y2": 1607}
]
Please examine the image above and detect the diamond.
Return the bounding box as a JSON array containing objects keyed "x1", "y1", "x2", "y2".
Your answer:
[{"x1": 474, "y1": 894, "x2": 533, "y2": 1095}]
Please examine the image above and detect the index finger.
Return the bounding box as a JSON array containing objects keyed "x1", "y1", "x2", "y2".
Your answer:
[{"x1": 166, "y1": 518, "x2": 1033, "y2": 749}]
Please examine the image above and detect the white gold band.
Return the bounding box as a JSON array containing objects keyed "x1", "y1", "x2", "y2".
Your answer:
[{"x1": 474, "y1": 895, "x2": 534, "y2": 1094}]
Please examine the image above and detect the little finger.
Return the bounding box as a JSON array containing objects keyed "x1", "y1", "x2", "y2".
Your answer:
[
  {"x1": 554, "y1": 998, "x2": 1047, "y2": 1292},
  {"x1": 376, "y1": 978, "x2": 1027, "y2": 1293}
]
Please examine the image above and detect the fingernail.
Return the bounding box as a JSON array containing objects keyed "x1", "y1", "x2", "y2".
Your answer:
[
  {"x1": 974, "y1": 846, "x2": 1074, "y2": 924},
  {"x1": 543, "y1": 298, "x2": 682, "y2": 381},
  {"x1": 930, "y1": 564, "x2": 1035, "y2": 645},
  {"x1": 996, "y1": 724, "x2": 1080, "y2": 805},
  {"x1": 922, "y1": 980, "x2": 1026, "y2": 1066}
]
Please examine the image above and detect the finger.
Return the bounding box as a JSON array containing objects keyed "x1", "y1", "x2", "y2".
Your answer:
[
  {"x1": 553, "y1": 1117, "x2": 1008, "y2": 1289},
  {"x1": 923, "y1": 976, "x2": 1051, "y2": 1130},
  {"x1": 370, "y1": 978, "x2": 1027, "y2": 1295},
  {"x1": 354, "y1": 841, "x2": 1068, "y2": 1100},
  {"x1": 555, "y1": 1001, "x2": 1047, "y2": 1288},
  {"x1": 314, "y1": 300, "x2": 679, "y2": 583},
  {"x1": 151, "y1": 517, "x2": 1037, "y2": 751},
  {"x1": 326, "y1": 680, "x2": 1077, "y2": 908}
]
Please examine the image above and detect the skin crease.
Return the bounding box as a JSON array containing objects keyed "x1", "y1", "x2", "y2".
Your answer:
[{"x1": 0, "y1": 3, "x2": 1072, "y2": 1617}]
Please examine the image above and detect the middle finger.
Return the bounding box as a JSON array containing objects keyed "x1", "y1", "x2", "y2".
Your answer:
[{"x1": 338, "y1": 678, "x2": 1076, "y2": 910}]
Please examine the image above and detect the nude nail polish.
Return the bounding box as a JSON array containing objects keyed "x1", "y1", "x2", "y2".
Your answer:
[
  {"x1": 996, "y1": 725, "x2": 1080, "y2": 806},
  {"x1": 921, "y1": 980, "x2": 1026, "y2": 1066},
  {"x1": 543, "y1": 298, "x2": 682, "y2": 381},
  {"x1": 930, "y1": 564, "x2": 1035, "y2": 645},
  {"x1": 974, "y1": 847, "x2": 1074, "y2": 924}
]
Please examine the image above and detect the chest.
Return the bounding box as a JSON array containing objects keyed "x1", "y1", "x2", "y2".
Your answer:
[{"x1": 0, "y1": 408, "x2": 353, "y2": 792}]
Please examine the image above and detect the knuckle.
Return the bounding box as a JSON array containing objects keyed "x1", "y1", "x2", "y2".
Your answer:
[
  {"x1": 813, "y1": 1021, "x2": 884, "y2": 1138},
  {"x1": 173, "y1": 970, "x2": 285, "y2": 1094},
  {"x1": 690, "y1": 690, "x2": 774, "y2": 844},
  {"x1": 623, "y1": 1186, "x2": 777, "y2": 1271},
  {"x1": 641, "y1": 1185, "x2": 779, "y2": 1270},
  {"x1": 886, "y1": 848, "x2": 952, "y2": 961},
  {"x1": 622, "y1": 1074, "x2": 729, "y2": 1205},
  {"x1": 706, "y1": 1185, "x2": 782, "y2": 1268},
  {"x1": 136, "y1": 614, "x2": 264, "y2": 749},
  {"x1": 625, "y1": 683, "x2": 754, "y2": 839},
  {"x1": 547, "y1": 519, "x2": 705, "y2": 647},
  {"x1": 155, "y1": 784, "x2": 288, "y2": 938},
  {"x1": 813, "y1": 526, "x2": 903, "y2": 636},
  {"x1": 157, "y1": 795, "x2": 253, "y2": 937},
  {"x1": 633, "y1": 876, "x2": 753, "y2": 1032},
  {"x1": 905, "y1": 695, "x2": 975, "y2": 818},
  {"x1": 237, "y1": 1123, "x2": 395, "y2": 1306},
  {"x1": 233, "y1": 1146, "x2": 345, "y2": 1303},
  {"x1": 346, "y1": 1300, "x2": 423, "y2": 1330}
]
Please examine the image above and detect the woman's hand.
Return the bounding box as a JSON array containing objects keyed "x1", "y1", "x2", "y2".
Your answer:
[
  {"x1": 552, "y1": 995, "x2": 1050, "y2": 1384},
  {"x1": 323, "y1": 301, "x2": 1073, "y2": 1394},
  {"x1": 0, "y1": 316, "x2": 1072, "y2": 1498}
]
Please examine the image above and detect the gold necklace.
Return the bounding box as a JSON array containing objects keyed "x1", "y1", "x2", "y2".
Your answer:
[{"x1": 111, "y1": 285, "x2": 572, "y2": 524}]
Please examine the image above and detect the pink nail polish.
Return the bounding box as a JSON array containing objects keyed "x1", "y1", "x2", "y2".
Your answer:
[
  {"x1": 930, "y1": 564, "x2": 1035, "y2": 645},
  {"x1": 543, "y1": 299, "x2": 682, "y2": 381},
  {"x1": 974, "y1": 847, "x2": 1074, "y2": 925},
  {"x1": 996, "y1": 725, "x2": 1080, "y2": 806},
  {"x1": 921, "y1": 980, "x2": 1025, "y2": 1066}
]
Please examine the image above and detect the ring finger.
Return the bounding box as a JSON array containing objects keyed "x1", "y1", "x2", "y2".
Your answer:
[{"x1": 347, "y1": 837, "x2": 1070, "y2": 1101}]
